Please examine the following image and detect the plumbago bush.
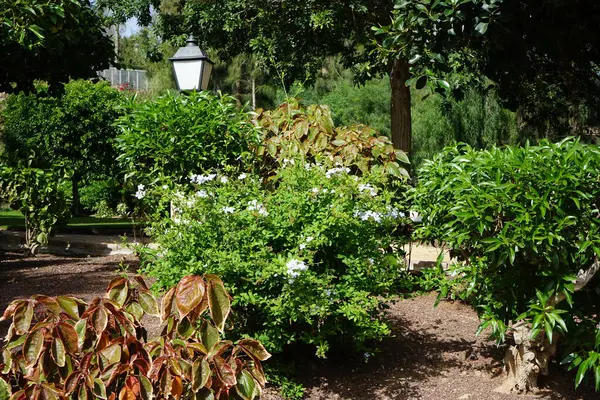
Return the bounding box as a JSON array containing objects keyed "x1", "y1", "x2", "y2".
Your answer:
[
  {"x1": 413, "y1": 139, "x2": 600, "y2": 393},
  {"x1": 0, "y1": 275, "x2": 270, "y2": 399},
  {"x1": 0, "y1": 164, "x2": 71, "y2": 254},
  {"x1": 115, "y1": 91, "x2": 259, "y2": 188},
  {"x1": 138, "y1": 161, "x2": 411, "y2": 356}
]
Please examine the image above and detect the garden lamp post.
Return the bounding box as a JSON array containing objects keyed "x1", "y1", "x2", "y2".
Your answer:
[{"x1": 169, "y1": 36, "x2": 214, "y2": 92}]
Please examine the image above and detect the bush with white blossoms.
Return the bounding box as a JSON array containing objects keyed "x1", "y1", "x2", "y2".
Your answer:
[{"x1": 139, "y1": 161, "x2": 412, "y2": 357}]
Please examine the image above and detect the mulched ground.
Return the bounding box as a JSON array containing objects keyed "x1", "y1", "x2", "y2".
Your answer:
[{"x1": 0, "y1": 253, "x2": 596, "y2": 399}]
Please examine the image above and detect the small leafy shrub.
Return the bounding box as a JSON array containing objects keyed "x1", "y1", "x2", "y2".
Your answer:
[
  {"x1": 413, "y1": 139, "x2": 600, "y2": 391},
  {"x1": 253, "y1": 100, "x2": 409, "y2": 178},
  {"x1": 139, "y1": 161, "x2": 411, "y2": 356},
  {"x1": 79, "y1": 178, "x2": 125, "y2": 217},
  {"x1": 0, "y1": 274, "x2": 270, "y2": 399},
  {"x1": 115, "y1": 91, "x2": 259, "y2": 187},
  {"x1": 0, "y1": 164, "x2": 71, "y2": 254}
]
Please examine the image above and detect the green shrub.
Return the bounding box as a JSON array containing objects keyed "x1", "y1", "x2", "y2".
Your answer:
[
  {"x1": 79, "y1": 179, "x2": 126, "y2": 217},
  {"x1": 0, "y1": 163, "x2": 71, "y2": 254},
  {"x1": 115, "y1": 91, "x2": 258, "y2": 187},
  {"x1": 139, "y1": 161, "x2": 411, "y2": 356},
  {"x1": 1, "y1": 79, "x2": 126, "y2": 178},
  {"x1": 0, "y1": 275, "x2": 270, "y2": 399},
  {"x1": 413, "y1": 138, "x2": 600, "y2": 390}
]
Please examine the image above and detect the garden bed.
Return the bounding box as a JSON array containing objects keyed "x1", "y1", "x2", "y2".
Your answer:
[{"x1": 0, "y1": 253, "x2": 593, "y2": 399}]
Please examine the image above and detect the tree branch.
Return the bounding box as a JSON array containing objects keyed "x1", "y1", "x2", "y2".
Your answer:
[{"x1": 549, "y1": 259, "x2": 600, "y2": 307}]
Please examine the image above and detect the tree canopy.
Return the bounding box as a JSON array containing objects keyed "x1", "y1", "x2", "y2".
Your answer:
[{"x1": 0, "y1": 0, "x2": 114, "y2": 93}]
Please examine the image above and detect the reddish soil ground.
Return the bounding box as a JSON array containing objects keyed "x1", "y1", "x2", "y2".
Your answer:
[{"x1": 0, "y1": 253, "x2": 596, "y2": 399}]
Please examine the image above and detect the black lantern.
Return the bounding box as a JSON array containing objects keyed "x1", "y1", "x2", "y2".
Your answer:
[{"x1": 169, "y1": 36, "x2": 214, "y2": 91}]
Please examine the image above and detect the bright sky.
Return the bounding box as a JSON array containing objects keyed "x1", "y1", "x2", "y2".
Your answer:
[{"x1": 123, "y1": 18, "x2": 141, "y2": 37}]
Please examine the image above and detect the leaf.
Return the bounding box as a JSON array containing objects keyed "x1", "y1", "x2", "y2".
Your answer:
[
  {"x1": 475, "y1": 21, "x2": 489, "y2": 35},
  {"x1": 93, "y1": 379, "x2": 107, "y2": 400},
  {"x1": 139, "y1": 375, "x2": 153, "y2": 400},
  {"x1": 138, "y1": 292, "x2": 159, "y2": 316},
  {"x1": 74, "y1": 319, "x2": 87, "y2": 349},
  {"x1": 575, "y1": 358, "x2": 590, "y2": 388},
  {"x1": 238, "y1": 339, "x2": 272, "y2": 361},
  {"x1": 235, "y1": 370, "x2": 257, "y2": 400},
  {"x1": 99, "y1": 343, "x2": 122, "y2": 367},
  {"x1": 415, "y1": 76, "x2": 427, "y2": 90},
  {"x1": 161, "y1": 287, "x2": 176, "y2": 321},
  {"x1": 57, "y1": 296, "x2": 80, "y2": 319},
  {"x1": 51, "y1": 337, "x2": 66, "y2": 367},
  {"x1": 93, "y1": 307, "x2": 109, "y2": 334},
  {"x1": 14, "y1": 301, "x2": 33, "y2": 335},
  {"x1": 200, "y1": 321, "x2": 220, "y2": 352},
  {"x1": 108, "y1": 279, "x2": 129, "y2": 307},
  {"x1": 57, "y1": 322, "x2": 79, "y2": 354},
  {"x1": 175, "y1": 276, "x2": 205, "y2": 319},
  {"x1": 0, "y1": 377, "x2": 11, "y2": 400},
  {"x1": 206, "y1": 275, "x2": 231, "y2": 332},
  {"x1": 192, "y1": 358, "x2": 211, "y2": 392},
  {"x1": 213, "y1": 355, "x2": 237, "y2": 389},
  {"x1": 194, "y1": 388, "x2": 215, "y2": 400},
  {"x1": 23, "y1": 328, "x2": 44, "y2": 366}
]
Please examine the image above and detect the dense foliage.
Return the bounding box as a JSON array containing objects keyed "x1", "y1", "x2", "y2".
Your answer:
[
  {"x1": 254, "y1": 100, "x2": 409, "y2": 178},
  {"x1": 1, "y1": 80, "x2": 127, "y2": 213},
  {"x1": 0, "y1": 274, "x2": 271, "y2": 399},
  {"x1": 0, "y1": 0, "x2": 114, "y2": 93},
  {"x1": 139, "y1": 162, "x2": 411, "y2": 356},
  {"x1": 115, "y1": 91, "x2": 258, "y2": 187},
  {"x1": 0, "y1": 164, "x2": 71, "y2": 254},
  {"x1": 413, "y1": 139, "x2": 600, "y2": 390}
]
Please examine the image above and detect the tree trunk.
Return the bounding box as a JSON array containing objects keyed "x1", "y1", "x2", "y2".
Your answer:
[
  {"x1": 390, "y1": 58, "x2": 412, "y2": 154},
  {"x1": 497, "y1": 259, "x2": 600, "y2": 394},
  {"x1": 234, "y1": 80, "x2": 243, "y2": 107},
  {"x1": 72, "y1": 174, "x2": 80, "y2": 216},
  {"x1": 251, "y1": 77, "x2": 256, "y2": 111},
  {"x1": 495, "y1": 321, "x2": 556, "y2": 394}
]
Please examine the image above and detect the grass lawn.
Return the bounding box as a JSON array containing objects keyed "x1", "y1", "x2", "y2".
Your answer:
[{"x1": 0, "y1": 210, "x2": 136, "y2": 231}]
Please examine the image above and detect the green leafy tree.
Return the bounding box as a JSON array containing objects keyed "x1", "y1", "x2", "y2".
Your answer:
[
  {"x1": 413, "y1": 139, "x2": 600, "y2": 393},
  {"x1": 1, "y1": 80, "x2": 127, "y2": 213},
  {"x1": 0, "y1": 0, "x2": 114, "y2": 93}
]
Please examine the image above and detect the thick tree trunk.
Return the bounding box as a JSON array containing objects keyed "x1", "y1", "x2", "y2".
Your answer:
[
  {"x1": 390, "y1": 58, "x2": 412, "y2": 154},
  {"x1": 496, "y1": 321, "x2": 556, "y2": 394},
  {"x1": 497, "y1": 259, "x2": 600, "y2": 394}
]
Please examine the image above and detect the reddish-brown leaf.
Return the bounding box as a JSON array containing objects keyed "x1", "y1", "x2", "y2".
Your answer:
[
  {"x1": 214, "y1": 355, "x2": 237, "y2": 389},
  {"x1": 14, "y1": 301, "x2": 34, "y2": 335},
  {"x1": 175, "y1": 276, "x2": 205, "y2": 319},
  {"x1": 23, "y1": 328, "x2": 44, "y2": 366},
  {"x1": 161, "y1": 288, "x2": 176, "y2": 322},
  {"x1": 56, "y1": 322, "x2": 79, "y2": 354}
]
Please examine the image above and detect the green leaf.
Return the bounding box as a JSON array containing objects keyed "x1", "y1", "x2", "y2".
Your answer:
[
  {"x1": 235, "y1": 370, "x2": 257, "y2": 400},
  {"x1": 138, "y1": 291, "x2": 159, "y2": 316},
  {"x1": 238, "y1": 339, "x2": 272, "y2": 361},
  {"x1": 200, "y1": 321, "x2": 220, "y2": 352},
  {"x1": 0, "y1": 377, "x2": 11, "y2": 400},
  {"x1": 575, "y1": 358, "x2": 590, "y2": 388},
  {"x1": 57, "y1": 296, "x2": 80, "y2": 319},
  {"x1": 14, "y1": 301, "x2": 33, "y2": 335},
  {"x1": 51, "y1": 337, "x2": 66, "y2": 367},
  {"x1": 415, "y1": 76, "x2": 427, "y2": 90},
  {"x1": 192, "y1": 358, "x2": 211, "y2": 392},
  {"x1": 206, "y1": 274, "x2": 231, "y2": 332},
  {"x1": 475, "y1": 22, "x2": 489, "y2": 35},
  {"x1": 23, "y1": 328, "x2": 44, "y2": 366}
]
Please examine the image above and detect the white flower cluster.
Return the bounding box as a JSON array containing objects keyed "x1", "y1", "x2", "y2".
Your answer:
[
  {"x1": 196, "y1": 190, "x2": 209, "y2": 198},
  {"x1": 409, "y1": 211, "x2": 422, "y2": 222},
  {"x1": 325, "y1": 166, "x2": 350, "y2": 178},
  {"x1": 299, "y1": 236, "x2": 314, "y2": 250},
  {"x1": 282, "y1": 158, "x2": 295, "y2": 167},
  {"x1": 247, "y1": 200, "x2": 268, "y2": 216},
  {"x1": 238, "y1": 173, "x2": 247, "y2": 180},
  {"x1": 385, "y1": 205, "x2": 405, "y2": 219},
  {"x1": 220, "y1": 176, "x2": 229, "y2": 184},
  {"x1": 358, "y1": 183, "x2": 377, "y2": 197},
  {"x1": 286, "y1": 259, "x2": 308, "y2": 281},
  {"x1": 221, "y1": 206, "x2": 236, "y2": 214},
  {"x1": 354, "y1": 210, "x2": 383, "y2": 223},
  {"x1": 135, "y1": 184, "x2": 146, "y2": 199},
  {"x1": 190, "y1": 173, "x2": 216, "y2": 185}
]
